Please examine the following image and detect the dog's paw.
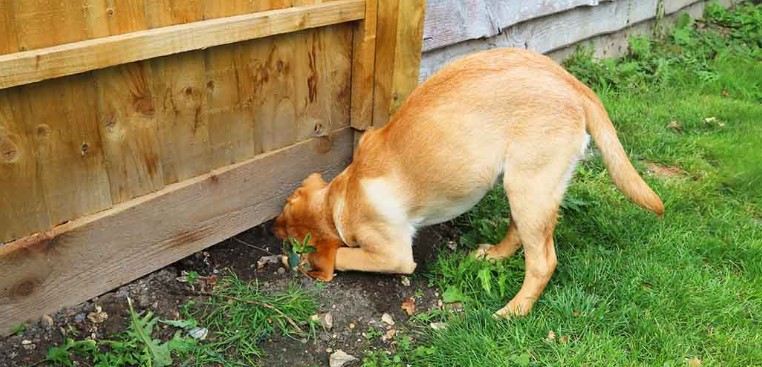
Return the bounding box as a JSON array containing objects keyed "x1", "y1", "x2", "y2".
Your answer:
[
  {"x1": 306, "y1": 269, "x2": 335, "y2": 282},
  {"x1": 472, "y1": 244, "x2": 496, "y2": 261},
  {"x1": 493, "y1": 298, "x2": 532, "y2": 319}
]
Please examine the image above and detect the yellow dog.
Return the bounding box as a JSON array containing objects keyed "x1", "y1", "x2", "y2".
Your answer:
[{"x1": 274, "y1": 48, "x2": 663, "y2": 317}]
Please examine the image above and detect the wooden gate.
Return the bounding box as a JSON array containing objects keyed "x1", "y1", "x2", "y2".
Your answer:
[{"x1": 0, "y1": 0, "x2": 425, "y2": 334}]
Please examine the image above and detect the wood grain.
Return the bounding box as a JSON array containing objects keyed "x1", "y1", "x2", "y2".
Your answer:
[
  {"x1": 0, "y1": 128, "x2": 354, "y2": 335},
  {"x1": 94, "y1": 63, "x2": 165, "y2": 203},
  {"x1": 152, "y1": 52, "x2": 212, "y2": 185},
  {"x1": 11, "y1": 0, "x2": 88, "y2": 51},
  {"x1": 389, "y1": 0, "x2": 426, "y2": 113},
  {"x1": 0, "y1": 0, "x2": 18, "y2": 55},
  {"x1": 236, "y1": 25, "x2": 353, "y2": 154},
  {"x1": 349, "y1": 0, "x2": 377, "y2": 130},
  {"x1": 372, "y1": 0, "x2": 426, "y2": 127},
  {"x1": 0, "y1": 0, "x2": 366, "y2": 90},
  {"x1": 419, "y1": 0, "x2": 706, "y2": 81},
  {"x1": 20, "y1": 76, "x2": 113, "y2": 227},
  {"x1": 0, "y1": 89, "x2": 50, "y2": 242},
  {"x1": 422, "y1": 0, "x2": 605, "y2": 52}
]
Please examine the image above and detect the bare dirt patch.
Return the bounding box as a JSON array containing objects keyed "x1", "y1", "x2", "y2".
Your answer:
[{"x1": 0, "y1": 221, "x2": 458, "y2": 367}]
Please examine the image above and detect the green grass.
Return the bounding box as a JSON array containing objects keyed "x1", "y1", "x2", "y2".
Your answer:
[
  {"x1": 373, "y1": 3, "x2": 762, "y2": 367},
  {"x1": 42, "y1": 274, "x2": 319, "y2": 367}
]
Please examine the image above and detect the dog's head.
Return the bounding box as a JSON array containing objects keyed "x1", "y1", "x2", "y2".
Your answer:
[
  {"x1": 273, "y1": 173, "x2": 342, "y2": 281},
  {"x1": 273, "y1": 173, "x2": 330, "y2": 242}
]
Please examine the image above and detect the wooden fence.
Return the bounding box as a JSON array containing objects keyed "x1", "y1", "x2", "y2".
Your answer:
[{"x1": 0, "y1": 0, "x2": 425, "y2": 334}]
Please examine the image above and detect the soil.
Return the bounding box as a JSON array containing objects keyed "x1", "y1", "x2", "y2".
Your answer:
[{"x1": 0, "y1": 220, "x2": 460, "y2": 367}]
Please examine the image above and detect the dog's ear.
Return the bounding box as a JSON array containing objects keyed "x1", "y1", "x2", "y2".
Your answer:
[
  {"x1": 306, "y1": 239, "x2": 342, "y2": 282},
  {"x1": 302, "y1": 173, "x2": 327, "y2": 190}
]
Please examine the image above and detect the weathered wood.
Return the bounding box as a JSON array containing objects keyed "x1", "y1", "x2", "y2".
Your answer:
[
  {"x1": 0, "y1": 0, "x2": 18, "y2": 55},
  {"x1": 11, "y1": 0, "x2": 89, "y2": 51},
  {"x1": 203, "y1": 3, "x2": 255, "y2": 168},
  {"x1": 389, "y1": 0, "x2": 426, "y2": 113},
  {"x1": 152, "y1": 53, "x2": 212, "y2": 185},
  {"x1": 0, "y1": 128, "x2": 354, "y2": 335},
  {"x1": 419, "y1": 0, "x2": 707, "y2": 81},
  {"x1": 0, "y1": 0, "x2": 366, "y2": 90},
  {"x1": 19, "y1": 76, "x2": 113, "y2": 227},
  {"x1": 373, "y1": 0, "x2": 426, "y2": 127},
  {"x1": 349, "y1": 0, "x2": 378, "y2": 130},
  {"x1": 236, "y1": 25, "x2": 354, "y2": 153},
  {"x1": 0, "y1": 90, "x2": 50, "y2": 242},
  {"x1": 94, "y1": 63, "x2": 165, "y2": 203},
  {"x1": 422, "y1": 0, "x2": 605, "y2": 52}
]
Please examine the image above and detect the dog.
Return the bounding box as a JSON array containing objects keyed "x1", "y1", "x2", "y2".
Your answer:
[{"x1": 273, "y1": 48, "x2": 663, "y2": 317}]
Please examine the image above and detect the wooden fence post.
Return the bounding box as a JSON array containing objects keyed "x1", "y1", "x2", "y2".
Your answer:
[{"x1": 371, "y1": 0, "x2": 426, "y2": 129}]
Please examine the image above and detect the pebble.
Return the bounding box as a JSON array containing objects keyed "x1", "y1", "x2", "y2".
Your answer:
[
  {"x1": 41, "y1": 315, "x2": 54, "y2": 328},
  {"x1": 381, "y1": 313, "x2": 395, "y2": 326},
  {"x1": 400, "y1": 276, "x2": 411, "y2": 287},
  {"x1": 74, "y1": 313, "x2": 86, "y2": 322},
  {"x1": 277, "y1": 267, "x2": 286, "y2": 274},
  {"x1": 329, "y1": 350, "x2": 357, "y2": 367}
]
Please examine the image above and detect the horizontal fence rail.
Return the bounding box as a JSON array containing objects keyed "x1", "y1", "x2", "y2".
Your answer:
[{"x1": 0, "y1": 0, "x2": 365, "y2": 90}]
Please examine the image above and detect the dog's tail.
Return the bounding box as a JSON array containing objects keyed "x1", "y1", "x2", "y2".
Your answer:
[{"x1": 581, "y1": 88, "x2": 664, "y2": 216}]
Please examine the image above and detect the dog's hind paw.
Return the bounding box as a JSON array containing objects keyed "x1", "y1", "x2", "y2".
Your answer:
[{"x1": 472, "y1": 244, "x2": 495, "y2": 260}]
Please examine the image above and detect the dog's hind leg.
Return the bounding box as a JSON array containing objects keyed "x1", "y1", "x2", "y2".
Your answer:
[
  {"x1": 493, "y1": 127, "x2": 587, "y2": 318},
  {"x1": 473, "y1": 214, "x2": 522, "y2": 260}
]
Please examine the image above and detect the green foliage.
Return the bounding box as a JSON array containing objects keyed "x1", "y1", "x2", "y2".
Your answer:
[
  {"x1": 188, "y1": 274, "x2": 319, "y2": 366},
  {"x1": 45, "y1": 298, "x2": 197, "y2": 367},
  {"x1": 10, "y1": 323, "x2": 27, "y2": 337},
  {"x1": 283, "y1": 233, "x2": 317, "y2": 270}
]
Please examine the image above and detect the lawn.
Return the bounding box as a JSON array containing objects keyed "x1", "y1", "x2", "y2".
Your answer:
[
  {"x1": 373, "y1": 3, "x2": 762, "y2": 366},
  {"x1": 28, "y1": 3, "x2": 762, "y2": 367}
]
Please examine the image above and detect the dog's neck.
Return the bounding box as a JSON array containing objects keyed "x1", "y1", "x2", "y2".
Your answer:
[{"x1": 324, "y1": 169, "x2": 351, "y2": 244}]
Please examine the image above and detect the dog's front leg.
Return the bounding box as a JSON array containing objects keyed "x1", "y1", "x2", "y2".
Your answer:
[{"x1": 334, "y1": 227, "x2": 416, "y2": 274}]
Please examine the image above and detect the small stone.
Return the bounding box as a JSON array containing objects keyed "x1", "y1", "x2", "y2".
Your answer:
[
  {"x1": 382, "y1": 328, "x2": 397, "y2": 341},
  {"x1": 329, "y1": 350, "x2": 357, "y2": 367},
  {"x1": 87, "y1": 306, "x2": 109, "y2": 324},
  {"x1": 21, "y1": 340, "x2": 32, "y2": 345},
  {"x1": 41, "y1": 315, "x2": 54, "y2": 328},
  {"x1": 311, "y1": 313, "x2": 333, "y2": 330},
  {"x1": 277, "y1": 267, "x2": 286, "y2": 274},
  {"x1": 326, "y1": 347, "x2": 333, "y2": 353},
  {"x1": 348, "y1": 322, "x2": 356, "y2": 330},
  {"x1": 381, "y1": 313, "x2": 395, "y2": 326},
  {"x1": 189, "y1": 327, "x2": 209, "y2": 340},
  {"x1": 430, "y1": 322, "x2": 447, "y2": 330},
  {"x1": 74, "y1": 313, "x2": 86, "y2": 323},
  {"x1": 400, "y1": 276, "x2": 411, "y2": 287}
]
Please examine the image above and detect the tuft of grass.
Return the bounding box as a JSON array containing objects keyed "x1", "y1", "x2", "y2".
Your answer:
[
  {"x1": 185, "y1": 274, "x2": 319, "y2": 366},
  {"x1": 366, "y1": 3, "x2": 762, "y2": 366},
  {"x1": 44, "y1": 298, "x2": 197, "y2": 367},
  {"x1": 42, "y1": 274, "x2": 319, "y2": 367}
]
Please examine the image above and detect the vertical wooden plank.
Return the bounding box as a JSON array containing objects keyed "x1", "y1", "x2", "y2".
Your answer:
[
  {"x1": 152, "y1": 53, "x2": 211, "y2": 184},
  {"x1": 203, "y1": 2, "x2": 255, "y2": 167},
  {"x1": 0, "y1": 90, "x2": 50, "y2": 243},
  {"x1": 372, "y1": 0, "x2": 426, "y2": 128},
  {"x1": 21, "y1": 77, "x2": 113, "y2": 225},
  {"x1": 389, "y1": 0, "x2": 426, "y2": 113},
  {"x1": 148, "y1": 3, "x2": 211, "y2": 184},
  {"x1": 94, "y1": 63, "x2": 165, "y2": 203},
  {"x1": 243, "y1": 34, "x2": 299, "y2": 153},
  {"x1": 371, "y1": 0, "x2": 400, "y2": 128},
  {"x1": 145, "y1": 0, "x2": 203, "y2": 27},
  {"x1": 88, "y1": 0, "x2": 163, "y2": 203},
  {"x1": 103, "y1": 0, "x2": 149, "y2": 35},
  {"x1": 0, "y1": 0, "x2": 19, "y2": 55},
  {"x1": 311, "y1": 25, "x2": 353, "y2": 136},
  {"x1": 349, "y1": 0, "x2": 378, "y2": 130},
  {"x1": 12, "y1": 0, "x2": 88, "y2": 50}
]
